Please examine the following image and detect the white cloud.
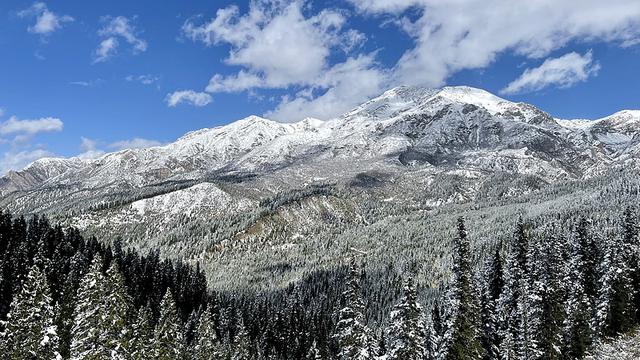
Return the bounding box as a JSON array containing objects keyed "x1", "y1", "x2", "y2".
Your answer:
[
  {"x1": 349, "y1": 0, "x2": 640, "y2": 88},
  {"x1": 165, "y1": 90, "x2": 212, "y2": 107},
  {"x1": 266, "y1": 54, "x2": 389, "y2": 121},
  {"x1": 501, "y1": 51, "x2": 600, "y2": 95},
  {"x1": 94, "y1": 38, "x2": 119, "y2": 63},
  {"x1": 108, "y1": 138, "x2": 162, "y2": 150},
  {"x1": 126, "y1": 74, "x2": 160, "y2": 86},
  {"x1": 75, "y1": 136, "x2": 162, "y2": 159},
  {"x1": 184, "y1": 1, "x2": 365, "y2": 91},
  {"x1": 0, "y1": 149, "x2": 54, "y2": 174},
  {"x1": 0, "y1": 116, "x2": 63, "y2": 135},
  {"x1": 182, "y1": 0, "x2": 380, "y2": 121},
  {"x1": 18, "y1": 2, "x2": 74, "y2": 35},
  {"x1": 94, "y1": 16, "x2": 147, "y2": 62},
  {"x1": 0, "y1": 108, "x2": 4, "y2": 117},
  {"x1": 75, "y1": 137, "x2": 105, "y2": 159}
]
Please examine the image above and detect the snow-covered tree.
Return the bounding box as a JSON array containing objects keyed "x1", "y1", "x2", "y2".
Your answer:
[
  {"x1": 232, "y1": 314, "x2": 252, "y2": 360},
  {"x1": 153, "y1": 289, "x2": 186, "y2": 359},
  {"x1": 306, "y1": 340, "x2": 322, "y2": 359},
  {"x1": 131, "y1": 305, "x2": 154, "y2": 360},
  {"x1": 497, "y1": 219, "x2": 531, "y2": 359},
  {"x1": 479, "y1": 247, "x2": 504, "y2": 360},
  {"x1": 102, "y1": 263, "x2": 133, "y2": 359},
  {"x1": 70, "y1": 256, "x2": 109, "y2": 360},
  {"x1": 333, "y1": 261, "x2": 376, "y2": 360},
  {"x1": 2, "y1": 264, "x2": 60, "y2": 359},
  {"x1": 387, "y1": 277, "x2": 426, "y2": 360},
  {"x1": 194, "y1": 306, "x2": 226, "y2": 360},
  {"x1": 444, "y1": 218, "x2": 484, "y2": 360}
]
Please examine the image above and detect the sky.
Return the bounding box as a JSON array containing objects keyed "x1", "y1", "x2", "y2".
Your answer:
[{"x1": 0, "y1": 0, "x2": 639, "y2": 173}]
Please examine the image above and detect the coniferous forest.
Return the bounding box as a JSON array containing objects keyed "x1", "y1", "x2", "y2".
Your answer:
[{"x1": 2, "y1": 208, "x2": 640, "y2": 359}]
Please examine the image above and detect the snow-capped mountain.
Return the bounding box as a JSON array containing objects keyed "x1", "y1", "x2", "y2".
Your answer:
[{"x1": 1, "y1": 86, "x2": 638, "y2": 218}]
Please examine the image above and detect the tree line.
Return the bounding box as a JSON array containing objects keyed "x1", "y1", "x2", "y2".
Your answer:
[{"x1": 1, "y1": 209, "x2": 640, "y2": 359}]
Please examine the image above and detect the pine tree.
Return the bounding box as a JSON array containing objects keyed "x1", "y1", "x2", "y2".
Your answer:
[
  {"x1": 622, "y1": 208, "x2": 640, "y2": 323},
  {"x1": 2, "y1": 265, "x2": 60, "y2": 359},
  {"x1": 131, "y1": 305, "x2": 155, "y2": 360},
  {"x1": 232, "y1": 314, "x2": 252, "y2": 360},
  {"x1": 497, "y1": 219, "x2": 530, "y2": 359},
  {"x1": 70, "y1": 256, "x2": 109, "y2": 360},
  {"x1": 427, "y1": 302, "x2": 444, "y2": 360},
  {"x1": 597, "y1": 232, "x2": 635, "y2": 337},
  {"x1": 306, "y1": 340, "x2": 322, "y2": 359},
  {"x1": 444, "y1": 218, "x2": 485, "y2": 360},
  {"x1": 102, "y1": 263, "x2": 133, "y2": 359},
  {"x1": 194, "y1": 306, "x2": 226, "y2": 360},
  {"x1": 535, "y1": 231, "x2": 565, "y2": 360},
  {"x1": 562, "y1": 228, "x2": 592, "y2": 359},
  {"x1": 153, "y1": 289, "x2": 186, "y2": 359},
  {"x1": 480, "y1": 247, "x2": 503, "y2": 360},
  {"x1": 387, "y1": 277, "x2": 427, "y2": 360},
  {"x1": 333, "y1": 261, "x2": 375, "y2": 360}
]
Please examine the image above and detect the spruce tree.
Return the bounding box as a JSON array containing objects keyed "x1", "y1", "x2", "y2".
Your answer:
[
  {"x1": 536, "y1": 231, "x2": 565, "y2": 360},
  {"x1": 480, "y1": 247, "x2": 503, "y2": 360},
  {"x1": 153, "y1": 289, "x2": 186, "y2": 359},
  {"x1": 387, "y1": 277, "x2": 427, "y2": 360},
  {"x1": 306, "y1": 340, "x2": 322, "y2": 359},
  {"x1": 194, "y1": 306, "x2": 226, "y2": 360},
  {"x1": 562, "y1": 228, "x2": 592, "y2": 359},
  {"x1": 2, "y1": 265, "x2": 60, "y2": 360},
  {"x1": 102, "y1": 263, "x2": 133, "y2": 359},
  {"x1": 444, "y1": 218, "x2": 484, "y2": 360},
  {"x1": 131, "y1": 305, "x2": 155, "y2": 360},
  {"x1": 497, "y1": 219, "x2": 530, "y2": 359},
  {"x1": 232, "y1": 314, "x2": 252, "y2": 360},
  {"x1": 70, "y1": 256, "x2": 109, "y2": 360},
  {"x1": 333, "y1": 261, "x2": 375, "y2": 360}
]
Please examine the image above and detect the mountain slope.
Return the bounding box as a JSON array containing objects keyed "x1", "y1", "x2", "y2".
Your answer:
[{"x1": 1, "y1": 85, "x2": 640, "y2": 288}]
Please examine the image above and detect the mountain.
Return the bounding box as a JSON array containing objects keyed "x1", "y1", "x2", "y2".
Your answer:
[{"x1": 1, "y1": 85, "x2": 639, "y2": 288}]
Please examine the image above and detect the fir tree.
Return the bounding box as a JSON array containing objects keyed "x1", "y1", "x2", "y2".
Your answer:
[
  {"x1": 232, "y1": 314, "x2": 252, "y2": 360},
  {"x1": 2, "y1": 265, "x2": 60, "y2": 360},
  {"x1": 194, "y1": 306, "x2": 226, "y2": 360},
  {"x1": 306, "y1": 340, "x2": 322, "y2": 359},
  {"x1": 70, "y1": 256, "x2": 109, "y2": 360},
  {"x1": 536, "y1": 231, "x2": 565, "y2": 360},
  {"x1": 562, "y1": 223, "x2": 595, "y2": 359},
  {"x1": 153, "y1": 289, "x2": 186, "y2": 359},
  {"x1": 131, "y1": 305, "x2": 155, "y2": 360},
  {"x1": 102, "y1": 263, "x2": 133, "y2": 359},
  {"x1": 387, "y1": 277, "x2": 427, "y2": 360},
  {"x1": 333, "y1": 261, "x2": 375, "y2": 360},
  {"x1": 444, "y1": 218, "x2": 485, "y2": 360},
  {"x1": 480, "y1": 247, "x2": 503, "y2": 360},
  {"x1": 497, "y1": 219, "x2": 530, "y2": 359}
]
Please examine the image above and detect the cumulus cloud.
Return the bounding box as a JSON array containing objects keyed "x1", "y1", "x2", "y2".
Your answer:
[
  {"x1": 184, "y1": 1, "x2": 360, "y2": 90},
  {"x1": 18, "y1": 2, "x2": 74, "y2": 35},
  {"x1": 94, "y1": 16, "x2": 147, "y2": 62},
  {"x1": 182, "y1": 0, "x2": 379, "y2": 121},
  {"x1": 0, "y1": 116, "x2": 63, "y2": 135},
  {"x1": 181, "y1": 0, "x2": 640, "y2": 121},
  {"x1": 165, "y1": 90, "x2": 212, "y2": 107},
  {"x1": 349, "y1": 0, "x2": 640, "y2": 87},
  {"x1": 501, "y1": 51, "x2": 600, "y2": 95},
  {"x1": 266, "y1": 54, "x2": 389, "y2": 121},
  {"x1": 0, "y1": 149, "x2": 54, "y2": 174}
]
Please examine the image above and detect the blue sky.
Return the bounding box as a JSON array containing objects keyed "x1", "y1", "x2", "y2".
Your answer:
[{"x1": 0, "y1": 0, "x2": 639, "y2": 173}]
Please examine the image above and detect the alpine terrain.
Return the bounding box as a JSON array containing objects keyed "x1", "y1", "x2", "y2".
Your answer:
[{"x1": 2, "y1": 86, "x2": 640, "y2": 359}]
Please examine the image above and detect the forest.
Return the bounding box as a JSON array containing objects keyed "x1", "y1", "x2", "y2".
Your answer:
[{"x1": 1, "y1": 208, "x2": 640, "y2": 359}]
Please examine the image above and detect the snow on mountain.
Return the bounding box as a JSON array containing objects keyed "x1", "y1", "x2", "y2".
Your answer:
[{"x1": 1, "y1": 85, "x2": 639, "y2": 216}]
